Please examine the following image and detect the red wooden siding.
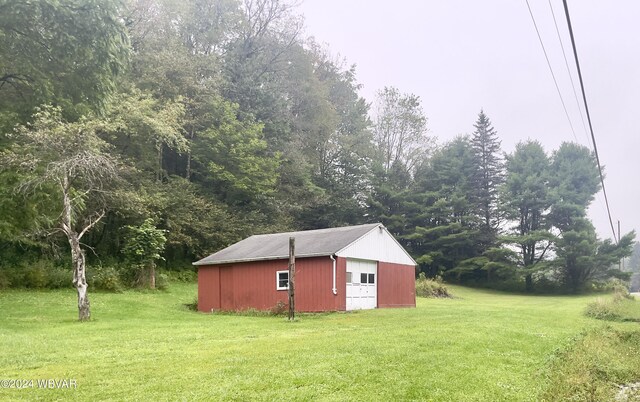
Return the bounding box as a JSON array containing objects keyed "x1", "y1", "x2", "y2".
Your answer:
[
  {"x1": 198, "y1": 257, "x2": 342, "y2": 312},
  {"x1": 198, "y1": 256, "x2": 415, "y2": 312},
  {"x1": 198, "y1": 266, "x2": 220, "y2": 311},
  {"x1": 377, "y1": 262, "x2": 416, "y2": 308},
  {"x1": 335, "y1": 257, "x2": 347, "y2": 311}
]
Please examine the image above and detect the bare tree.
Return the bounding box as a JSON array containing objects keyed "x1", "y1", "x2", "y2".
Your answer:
[{"x1": 2, "y1": 106, "x2": 119, "y2": 321}]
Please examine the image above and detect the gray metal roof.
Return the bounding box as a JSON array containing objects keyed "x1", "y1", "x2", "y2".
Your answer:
[{"x1": 193, "y1": 223, "x2": 382, "y2": 266}]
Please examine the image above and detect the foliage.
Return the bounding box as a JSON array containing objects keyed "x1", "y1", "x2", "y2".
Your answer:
[
  {"x1": 542, "y1": 327, "x2": 640, "y2": 401},
  {"x1": 2, "y1": 106, "x2": 122, "y2": 319},
  {"x1": 192, "y1": 97, "x2": 279, "y2": 206},
  {"x1": 0, "y1": 260, "x2": 71, "y2": 289},
  {"x1": 584, "y1": 297, "x2": 640, "y2": 322},
  {"x1": 0, "y1": 0, "x2": 627, "y2": 297},
  {"x1": 88, "y1": 265, "x2": 123, "y2": 292},
  {"x1": 469, "y1": 110, "x2": 503, "y2": 249},
  {"x1": 156, "y1": 273, "x2": 169, "y2": 290},
  {"x1": 122, "y1": 218, "x2": 167, "y2": 288},
  {"x1": 165, "y1": 269, "x2": 197, "y2": 283},
  {"x1": 0, "y1": 0, "x2": 129, "y2": 127},
  {"x1": 372, "y1": 86, "x2": 431, "y2": 174},
  {"x1": 408, "y1": 137, "x2": 481, "y2": 277},
  {"x1": 553, "y1": 219, "x2": 635, "y2": 292},
  {"x1": 547, "y1": 142, "x2": 601, "y2": 232},
  {"x1": 501, "y1": 140, "x2": 552, "y2": 291},
  {"x1": 122, "y1": 219, "x2": 167, "y2": 265},
  {"x1": 584, "y1": 284, "x2": 639, "y2": 322},
  {"x1": 415, "y1": 273, "x2": 451, "y2": 298}
]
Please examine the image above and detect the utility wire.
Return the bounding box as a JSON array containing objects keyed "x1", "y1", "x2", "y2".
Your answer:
[
  {"x1": 548, "y1": 0, "x2": 590, "y2": 144},
  {"x1": 525, "y1": 0, "x2": 579, "y2": 143},
  {"x1": 562, "y1": 0, "x2": 618, "y2": 243}
]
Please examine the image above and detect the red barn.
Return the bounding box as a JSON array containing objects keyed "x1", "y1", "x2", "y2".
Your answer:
[{"x1": 194, "y1": 223, "x2": 416, "y2": 312}]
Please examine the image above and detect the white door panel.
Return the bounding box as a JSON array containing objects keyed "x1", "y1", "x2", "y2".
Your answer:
[{"x1": 346, "y1": 259, "x2": 377, "y2": 310}]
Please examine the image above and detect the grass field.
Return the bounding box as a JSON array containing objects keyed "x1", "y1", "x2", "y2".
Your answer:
[{"x1": 0, "y1": 284, "x2": 637, "y2": 401}]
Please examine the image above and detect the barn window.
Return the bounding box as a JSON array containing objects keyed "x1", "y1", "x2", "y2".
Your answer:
[
  {"x1": 346, "y1": 272, "x2": 353, "y2": 284},
  {"x1": 359, "y1": 273, "x2": 375, "y2": 284},
  {"x1": 276, "y1": 270, "x2": 289, "y2": 290}
]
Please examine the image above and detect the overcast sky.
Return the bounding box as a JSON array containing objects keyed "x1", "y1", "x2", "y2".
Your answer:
[{"x1": 298, "y1": 0, "x2": 640, "y2": 241}]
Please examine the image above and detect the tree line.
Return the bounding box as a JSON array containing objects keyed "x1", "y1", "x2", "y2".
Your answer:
[{"x1": 0, "y1": 0, "x2": 634, "y2": 318}]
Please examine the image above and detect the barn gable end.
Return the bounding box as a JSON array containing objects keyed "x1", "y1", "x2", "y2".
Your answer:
[{"x1": 336, "y1": 225, "x2": 416, "y2": 266}]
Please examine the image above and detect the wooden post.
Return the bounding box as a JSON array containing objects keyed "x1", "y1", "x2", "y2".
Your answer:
[{"x1": 288, "y1": 237, "x2": 295, "y2": 320}]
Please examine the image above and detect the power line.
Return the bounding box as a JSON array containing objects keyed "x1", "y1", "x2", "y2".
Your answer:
[
  {"x1": 525, "y1": 0, "x2": 579, "y2": 143},
  {"x1": 547, "y1": 0, "x2": 590, "y2": 145},
  {"x1": 561, "y1": 0, "x2": 618, "y2": 243}
]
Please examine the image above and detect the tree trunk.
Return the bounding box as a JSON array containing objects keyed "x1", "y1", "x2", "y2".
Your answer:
[
  {"x1": 186, "y1": 127, "x2": 194, "y2": 180},
  {"x1": 149, "y1": 263, "x2": 156, "y2": 289},
  {"x1": 70, "y1": 233, "x2": 90, "y2": 321},
  {"x1": 61, "y1": 175, "x2": 91, "y2": 321},
  {"x1": 157, "y1": 145, "x2": 163, "y2": 182},
  {"x1": 525, "y1": 274, "x2": 533, "y2": 293}
]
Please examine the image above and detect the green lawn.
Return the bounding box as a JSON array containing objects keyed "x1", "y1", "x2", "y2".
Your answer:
[{"x1": 0, "y1": 284, "x2": 635, "y2": 401}]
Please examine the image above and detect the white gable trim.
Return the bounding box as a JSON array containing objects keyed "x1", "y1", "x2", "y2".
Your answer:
[{"x1": 335, "y1": 224, "x2": 416, "y2": 266}]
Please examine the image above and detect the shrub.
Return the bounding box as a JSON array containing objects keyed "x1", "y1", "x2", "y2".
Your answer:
[
  {"x1": 117, "y1": 263, "x2": 140, "y2": 288},
  {"x1": 585, "y1": 294, "x2": 640, "y2": 322},
  {"x1": 270, "y1": 300, "x2": 287, "y2": 315},
  {"x1": 0, "y1": 270, "x2": 9, "y2": 289},
  {"x1": 166, "y1": 269, "x2": 197, "y2": 283},
  {"x1": 185, "y1": 296, "x2": 198, "y2": 311},
  {"x1": 156, "y1": 273, "x2": 169, "y2": 290},
  {"x1": 23, "y1": 264, "x2": 48, "y2": 288},
  {"x1": 47, "y1": 267, "x2": 71, "y2": 289},
  {"x1": 2, "y1": 266, "x2": 25, "y2": 287},
  {"x1": 584, "y1": 298, "x2": 619, "y2": 321},
  {"x1": 88, "y1": 265, "x2": 123, "y2": 292},
  {"x1": 590, "y1": 277, "x2": 632, "y2": 295},
  {"x1": 416, "y1": 273, "x2": 452, "y2": 298}
]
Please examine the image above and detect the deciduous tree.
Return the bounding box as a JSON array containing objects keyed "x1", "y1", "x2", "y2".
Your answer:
[
  {"x1": 2, "y1": 106, "x2": 120, "y2": 320},
  {"x1": 122, "y1": 218, "x2": 167, "y2": 289},
  {"x1": 0, "y1": 0, "x2": 129, "y2": 127},
  {"x1": 372, "y1": 86, "x2": 431, "y2": 175}
]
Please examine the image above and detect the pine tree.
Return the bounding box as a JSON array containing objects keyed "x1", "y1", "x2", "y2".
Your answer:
[{"x1": 470, "y1": 110, "x2": 503, "y2": 249}]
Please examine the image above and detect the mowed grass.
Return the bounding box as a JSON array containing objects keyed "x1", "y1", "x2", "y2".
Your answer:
[{"x1": 0, "y1": 284, "x2": 628, "y2": 401}]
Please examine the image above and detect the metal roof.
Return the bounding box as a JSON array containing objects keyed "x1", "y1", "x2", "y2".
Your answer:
[{"x1": 193, "y1": 223, "x2": 382, "y2": 266}]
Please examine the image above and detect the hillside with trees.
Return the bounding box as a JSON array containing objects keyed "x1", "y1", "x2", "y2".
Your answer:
[{"x1": 0, "y1": 0, "x2": 634, "y2": 317}]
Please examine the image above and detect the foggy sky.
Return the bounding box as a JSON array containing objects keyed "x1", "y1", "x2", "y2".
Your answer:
[{"x1": 298, "y1": 0, "x2": 640, "y2": 241}]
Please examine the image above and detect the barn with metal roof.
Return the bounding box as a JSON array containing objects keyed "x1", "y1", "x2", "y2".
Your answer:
[{"x1": 194, "y1": 223, "x2": 416, "y2": 312}]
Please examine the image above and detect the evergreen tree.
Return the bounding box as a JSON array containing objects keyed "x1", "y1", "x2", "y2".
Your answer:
[
  {"x1": 502, "y1": 140, "x2": 553, "y2": 291},
  {"x1": 547, "y1": 142, "x2": 601, "y2": 232},
  {"x1": 470, "y1": 110, "x2": 503, "y2": 249},
  {"x1": 407, "y1": 137, "x2": 481, "y2": 278},
  {"x1": 553, "y1": 218, "x2": 634, "y2": 292}
]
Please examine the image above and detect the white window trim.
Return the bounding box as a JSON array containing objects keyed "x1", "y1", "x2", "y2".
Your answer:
[{"x1": 276, "y1": 270, "x2": 289, "y2": 291}]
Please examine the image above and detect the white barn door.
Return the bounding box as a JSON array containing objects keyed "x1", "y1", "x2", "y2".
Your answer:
[{"x1": 346, "y1": 259, "x2": 377, "y2": 310}]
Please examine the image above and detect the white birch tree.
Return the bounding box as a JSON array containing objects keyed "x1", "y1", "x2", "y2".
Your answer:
[{"x1": 2, "y1": 106, "x2": 119, "y2": 321}]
